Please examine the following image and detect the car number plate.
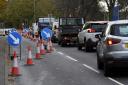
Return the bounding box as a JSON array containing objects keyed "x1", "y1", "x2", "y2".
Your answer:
[{"x1": 125, "y1": 43, "x2": 128, "y2": 48}]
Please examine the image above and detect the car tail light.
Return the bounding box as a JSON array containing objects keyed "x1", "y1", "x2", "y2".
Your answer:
[
  {"x1": 87, "y1": 28, "x2": 95, "y2": 33},
  {"x1": 106, "y1": 38, "x2": 121, "y2": 46}
]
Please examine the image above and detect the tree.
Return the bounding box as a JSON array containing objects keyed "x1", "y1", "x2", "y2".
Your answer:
[
  {"x1": 53, "y1": 0, "x2": 104, "y2": 20},
  {"x1": 101, "y1": 0, "x2": 128, "y2": 20},
  {"x1": 0, "y1": 0, "x2": 8, "y2": 21},
  {"x1": 3, "y1": 0, "x2": 56, "y2": 27}
]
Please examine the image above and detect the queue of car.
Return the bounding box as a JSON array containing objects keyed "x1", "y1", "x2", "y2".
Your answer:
[
  {"x1": 55, "y1": 19, "x2": 128, "y2": 77},
  {"x1": 77, "y1": 20, "x2": 128, "y2": 77}
]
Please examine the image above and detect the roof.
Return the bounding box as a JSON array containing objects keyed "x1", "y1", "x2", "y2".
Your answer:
[
  {"x1": 108, "y1": 20, "x2": 128, "y2": 25},
  {"x1": 87, "y1": 21, "x2": 109, "y2": 23}
]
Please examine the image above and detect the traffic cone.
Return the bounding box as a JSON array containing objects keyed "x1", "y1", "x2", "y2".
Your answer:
[
  {"x1": 35, "y1": 42, "x2": 42, "y2": 59},
  {"x1": 10, "y1": 51, "x2": 21, "y2": 76},
  {"x1": 40, "y1": 41, "x2": 46, "y2": 55},
  {"x1": 26, "y1": 46, "x2": 34, "y2": 65}
]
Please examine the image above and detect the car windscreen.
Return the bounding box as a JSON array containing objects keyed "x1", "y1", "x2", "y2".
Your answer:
[
  {"x1": 60, "y1": 18, "x2": 83, "y2": 26},
  {"x1": 110, "y1": 24, "x2": 128, "y2": 37},
  {"x1": 91, "y1": 23, "x2": 107, "y2": 32}
]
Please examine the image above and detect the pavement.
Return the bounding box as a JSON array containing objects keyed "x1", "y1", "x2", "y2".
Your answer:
[
  {"x1": 11, "y1": 37, "x2": 128, "y2": 85},
  {"x1": 0, "y1": 36, "x2": 8, "y2": 85}
]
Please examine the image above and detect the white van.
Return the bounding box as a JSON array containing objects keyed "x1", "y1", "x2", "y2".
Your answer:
[{"x1": 0, "y1": 29, "x2": 5, "y2": 36}]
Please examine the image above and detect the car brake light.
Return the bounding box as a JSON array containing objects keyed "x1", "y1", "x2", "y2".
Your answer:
[
  {"x1": 106, "y1": 38, "x2": 121, "y2": 45},
  {"x1": 87, "y1": 28, "x2": 95, "y2": 33}
]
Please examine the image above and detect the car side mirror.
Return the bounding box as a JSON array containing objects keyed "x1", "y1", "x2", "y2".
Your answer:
[{"x1": 95, "y1": 34, "x2": 101, "y2": 40}]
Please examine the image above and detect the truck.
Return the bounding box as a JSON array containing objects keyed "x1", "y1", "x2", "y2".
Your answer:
[
  {"x1": 57, "y1": 17, "x2": 84, "y2": 46},
  {"x1": 38, "y1": 17, "x2": 54, "y2": 39}
]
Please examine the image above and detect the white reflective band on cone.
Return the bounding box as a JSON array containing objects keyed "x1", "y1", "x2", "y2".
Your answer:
[
  {"x1": 28, "y1": 51, "x2": 32, "y2": 58},
  {"x1": 14, "y1": 58, "x2": 18, "y2": 67}
]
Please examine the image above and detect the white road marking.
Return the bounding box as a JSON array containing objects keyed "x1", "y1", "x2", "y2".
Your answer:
[
  {"x1": 57, "y1": 52, "x2": 64, "y2": 55},
  {"x1": 83, "y1": 64, "x2": 100, "y2": 74},
  {"x1": 65, "y1": 55, "x2": 78, "y2": 62},
  {"x1": 108, "y1": 77, "x2": 124, "y2": 85},
  {"x1": 57, "y1": 51, "x2": 78, "y2": 62},
  {"x1": 56, "y1": 51, "x2": 124, "y2": 85}
]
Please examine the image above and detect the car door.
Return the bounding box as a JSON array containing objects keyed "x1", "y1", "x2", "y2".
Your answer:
[
  {"x1": 78, "y1": 23, "x2": 89, "y2": 44},
  {"x1": 97, "y1": 28, "x2": 107, "y2": 59}
]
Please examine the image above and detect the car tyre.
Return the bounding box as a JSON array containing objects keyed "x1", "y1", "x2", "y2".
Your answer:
[
  {"x1": 85, "y1": 40, "x2": 92, "y2": 52},
  {"x1": 77, "y1": 38, "x2": 82, "y2": 50},
  {"x1": 104, "y1": 62, "x2": 110, "y2": 77},
  {"x1": 58, "y1": 41, "x2": 61, "y2": 45},
  {"x1": 97, "y1": 53, "x2": 104, "y2": 69},
  {"x1": 60, "y1": 42, "x2": 65, "y2": 47}
]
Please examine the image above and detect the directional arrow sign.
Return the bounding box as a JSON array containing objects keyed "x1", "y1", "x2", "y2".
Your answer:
[
  {"x1": 41, "y1": 27, "x2": 53, "y2": 41},
  {"x1": 7, "y1": 32, "x2": 22, "y2": 47},
  {"x1": 9, "y1": 34, "x2": 20, "y2": 44},
  {"x1": 43, "y1": 31, "x2": 51, "y2": 38}
]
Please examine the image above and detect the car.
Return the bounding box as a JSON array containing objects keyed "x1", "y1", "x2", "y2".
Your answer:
[
  {"x1": 96, "y1": 20, "x2": 128, "y2": 76},
  {"x1": 77, "y1": 21, "x2": 108, "y2": 52}
]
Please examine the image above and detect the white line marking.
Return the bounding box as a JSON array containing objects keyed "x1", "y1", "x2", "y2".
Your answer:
[
  {"x1": 65, "y1": 55, "x2": 78, "y2": 62},
  {"x1": 108, "y1": 77, "x2": 124, "y2": 85},
  {"x1": 83, "y1": 64, "x2": 100, "y2": 74},
  {"x1": 57, "y1": 52, "x2": 64, "y2": 55}
]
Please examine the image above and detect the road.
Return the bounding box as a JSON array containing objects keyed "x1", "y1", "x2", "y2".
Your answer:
[{"x1": 14, "y1": 38, "x2": 128, "y2": 85}]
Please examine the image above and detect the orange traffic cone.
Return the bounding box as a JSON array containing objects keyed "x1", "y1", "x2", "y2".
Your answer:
[
  {"x1": 35, "y1": 42, "x2": 42, "y2": 59},
  {"x1": 26, "y1": 46, "x2": 34, "y2": 65},
  {"x1": 40, "y1": 41, "x2": 46, "y2": 55},
  {"x1": 10, "y1": 51, "x2": 21, "y2": 76}
]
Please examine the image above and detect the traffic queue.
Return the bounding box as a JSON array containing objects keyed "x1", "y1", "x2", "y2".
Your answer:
[{"x1": 54, "y1": 19, "x2": 128, "y2": 77}]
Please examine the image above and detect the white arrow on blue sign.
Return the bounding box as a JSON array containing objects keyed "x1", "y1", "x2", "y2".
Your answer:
[
  {"x1": 41, "y1": 27, "x2": 53, "y2": 40},
  {"x1": 7, "y1": 32, "x2": 22, "y2": 46}
]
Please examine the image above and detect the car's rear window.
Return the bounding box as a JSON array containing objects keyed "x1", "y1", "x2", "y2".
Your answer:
[
  {"x1": 110, "y1": 24, "x2": 128, "y2": 37},
  {"x1": 91, "y1": 23, "x2": 107, "y2": 32}
]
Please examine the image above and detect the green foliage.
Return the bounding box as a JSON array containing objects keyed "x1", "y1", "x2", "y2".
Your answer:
[
  {"x1": 2, "y1": 0, "x2": 57, "y2": 27},
  {"x1": 101, "y1": 0, "x2": 128, "y2": 20}
]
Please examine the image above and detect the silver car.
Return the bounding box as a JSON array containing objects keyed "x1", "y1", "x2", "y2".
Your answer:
[{"x1": 96, "y1": 20, "x2": 128, "y2": 76}]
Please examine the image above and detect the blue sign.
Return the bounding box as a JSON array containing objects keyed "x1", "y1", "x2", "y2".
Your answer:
[
  {"x1": 7, "y1": 32, "x2": 22, "y2": 46},
  {"x1": 41, "y1": 27, "x2": 53, "y2": 40}
]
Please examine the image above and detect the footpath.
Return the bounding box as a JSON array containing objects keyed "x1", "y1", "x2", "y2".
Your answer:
[{"x1": 0, "y1": 36, "x2": 8, "y2": 85}]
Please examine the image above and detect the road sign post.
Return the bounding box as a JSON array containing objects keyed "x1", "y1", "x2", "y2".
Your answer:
[{"x1": 7, "y1": 32, "x2": 22, "y2": 60}]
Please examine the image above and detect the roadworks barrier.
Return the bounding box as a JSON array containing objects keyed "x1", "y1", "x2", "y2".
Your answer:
[
  {"x1": 35, "y1": 42, "x2": 42, "y2": 59},
  {"x1": 40, "y1": 41, "x2": 46, "y2": 55},
  {"x1": 10, "y1": 51, "x2": 21, "y2": 77},
  {"x1": 25, "y1": 46, "x2": 34, "y2": 65}
]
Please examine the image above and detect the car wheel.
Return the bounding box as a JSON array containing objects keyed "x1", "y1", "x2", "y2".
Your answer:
[
  {"x1": 58, "y1": 41, "x2": 61, "y2": 45},
  {"x1": 77, "y1": 38, "x2": 82, "y2": 50},
  {"x1": 85, "y1": 40, "x2": 92, "y2": 52},
  {"x1": 60, "y1": 42, "x2": 65, "y2": 47},
  {"x1": 97, "y1": 53, "x2": 103, "y2": 70},
  {"x1": 104, "y1": 62, "x2": 110, "y2": 77},
  {"x1": 78, "y1": 45, "x2": 82, "y2": 50}
]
